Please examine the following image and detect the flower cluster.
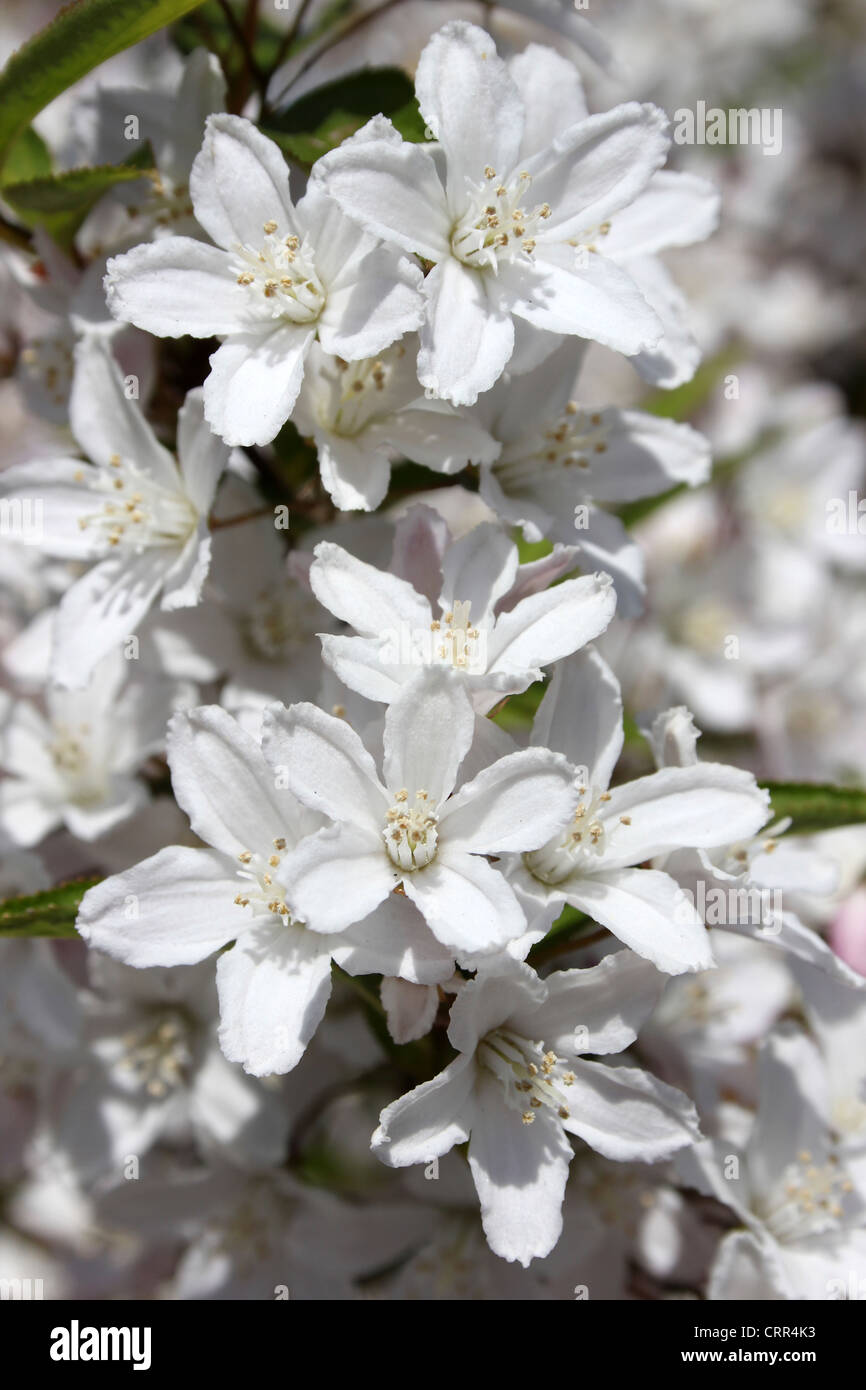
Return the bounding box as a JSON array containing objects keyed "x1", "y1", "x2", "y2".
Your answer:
[{"x1": 0, "y1": 0, "x2": 864, "y2": 1302}]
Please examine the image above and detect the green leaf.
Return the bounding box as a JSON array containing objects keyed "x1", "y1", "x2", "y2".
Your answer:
[
  {"x1": 0, "y1": 0, "x2": 207, "y2": 175},
  {"x1": 3, "y1": 150, "x2": 154, "y2": 247},
  {"x1": 2, "y1": 126, "x2": 52, "y2": 184},
  {"x1": 763, "y1": 782, "x2": 866, "y2": 835},
  {"x1": 640, "y1": 346, "x2": 742, "y2": 423},
  {"x1": 0, "y1": 878, "x2": 100, "y2": 939},
  {"x1": 263, "y1": 66, "x2": 423, "y2": 168},
  {"x1": 490, "y1": 681, "x2": 546, "y2": 733}
]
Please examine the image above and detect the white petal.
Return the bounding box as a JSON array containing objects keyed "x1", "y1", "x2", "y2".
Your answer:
[
  {"x1": 383, "y1": 667, "x2": 474, "y2": 804},
  {"x1": 604, "y1": 170, "x2": 720, "y2": 261},
  {"x1": 438, "y1": 521, "x2": 517, "y2": 623},
  {"x1": 403, "y1": 848, "x2": 526, "y2": 955},
  {"x1": 176, "y1": 387, "x2": 230, "y2": 514},
  {"x1": 468, "y1": 1072, "x2": 572, "y2": 1266},
  {"x1": 314, "y1": 115, "x2": 450, "y2": 262},
  {"x1": 508, "y1": 44, "x2": 588, "y2": 156},
  {"x1": 746, "y1": 1026, "x2": 829, "y2": 1204},
  {"x1": 262, "y1": 700, "x2": 388, "y2": 830},
  {"x1": 383, "y1": 406, "x2": 500, "y2": 473},
  {"x1": 333, "y1": 894, "x2": 454, "y2": 984},
  {"x1": 159, "y1": 521, "x2": 211, "y2": 610},
  {"x1": 190, "y1": 113, "x2": 297, "y2": 250},
  {"x1": 105, "y1": 237, "x2": 256, "y2": 337},
  {"x1": 372, "y1": 1052, "x2": 475, "y2": 1165},
  {"x1": 708, "y1": 1230, "x2": 790, "y2": 1301},
  {"x1": 318, "y1": 632, "x2": 406, "y2": 703},
  {"x1": 415, "y1": 22, "x2": 523, "y2": 204},
  {"x1": 315, "y1": 434, "x2": 390, "y2": 511},
  {"x1": 564, "y1": 867, "x2": 715, "y2": 975},
  {"x1": 280, "y1": 823, "x2": 395, "y2": 933},
  {"x1": 562, "y1": 1058, "x2": 701, "y2": 1160},
  {"x1": 52, "y1": 551, "x2": 168, "y2": 688},
  {"x1": 0, "y1": 458, "x2": 97, "y2": 560},
  {"x1": 601, "y1": 764, "x2": 771, "y2": 868},
  {"x1": 189, "y1": 1044, "x2": 288, "y2": 1166},
  {"x1": 531, "y1": 648, "x2": 623, "y2": 790},
  {"x1": 418, "y1": 259, "x2": 515, "y2": 406},
  {"x1": 506, "y1": 246, "x2": 662, "y2": 355},
  {"x1": 381, "y1": 977, "x2": 439, "y2": 1044},
  {"x1": 447, "y1": 962, "x2": 546, "y2": 1054},
  {"x1": 568, "y1": 505, "x2": 645, "y2": 620},
  {"x1": 527, "y1": 102, "x2": 669, "y2": 239},
  {"x1": 310, "y1": 540, "x2": 431, "y2": 637},
  {"x1": 487, "y1": 571, "x2": 616, "y2": 679},
  {"x1": 71, "y1": 336, "x2": 178, "y2": 486},
  {"x1": 203, "y1": 324, "x2": 314, "y2": 447},
  {"x1": 0, "y1": 782, "x2": 60, "y2": 846},
  {"x1": 216, "y1": 920, "x2": 332, "y2": 1075},
  {"x1": 167, "y1": 704, "x2": 309, "y2": 857},
  {"x1": 77, "y1": 845, "x2": 241, "y2": 966},
  {"x1": 516, "y1": 950, "x2": 666, "y2": 1057},
  {"x1": 625, "y1": 256, "x2": 701, "y2": 389},
  {"x1": 317, "y1": 243, "x2": 424, "y2": 360},
  {"x1": 441, "y1": 747, "x2": 578, "y2": 854},
  {"x1": 574, "y1": 410, "x2": 711, "y2": 504}
]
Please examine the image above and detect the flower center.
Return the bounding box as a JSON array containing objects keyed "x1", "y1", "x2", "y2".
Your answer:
[
  {"x1": 232, "y1": 221, "x2": 325, "y2": 324},
  {"x1": 233, "y1": 839, "x2": 294, "y2": 920},
  {"x1": 675, "y1": 598, "x2": 737, "y2": 656},
  {"x1": 137, "y1": 173, "x2": 195, "y2": 233},
  {"x1": 243, "y1": 585, "x2": 319, "y2": 662},
  {"x1": 323, "y1": 348, "x2": 403, "y2": 438},
  {"x1": 20, "y1": 335, "x2": 74, "y2": 413},
  {"x1": 383, "y1": 788, "x2": 438, "y2": 871},
  {"x1": 75, "y1": 453, "x2": 197, "y2": 551},
  {"x1": 430, "y1": 600, "x2": 484, "y2": 671},
  {"x1": 496, "y1": 403, "x2": 611, "y2": 492},
  {"x1": 450, "y1": 167, "x2": 551, "y2": 271},
  {"x1": 48, "y1": 721, "x2": 107, "y2": 805},
  {"x1": 478, "y1": 1028, "x2": 574, "y2": 1126},
  {"x1": 759, "y1": 1149, "x2": 856, "y2": 1243},
  {"x1": 213, "y1": 1180, "x2": 297, "y2": 1272},
  {"x1": 119, "y1": 1009, "x2": 193, "y2": 1098},
  {"x1": 524, "y1": 786, "x2": 613, "y2": 884}
]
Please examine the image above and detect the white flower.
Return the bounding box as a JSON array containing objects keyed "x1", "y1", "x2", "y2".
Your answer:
[
  {"x1": 372, "y1": 956, "x2": 701, "y2": 1266},
  {"x1": 292, "y1": 337, "x2": 500, "y2": 511},
  {"x1": 473, "y1": 338, "x2": 711, "y2": 611},
  {"x1": 0, "y1": 337, "x2": 230, "y2": 688},
  {"x1": 314, "y1": 24, "x2": 671, "y2": 404},
  {"x1": 53, "y1": 956, "x2": 289, "y2": 1178},
  {"x1": 309, "y1": 519, "x2": 616, "y2": 711},
  {"x1": 477, "y1": 340, "x2": 710, "y2": 524},
  {"x1": 0, "y1": 651, "x2": 184, "y2": 845},
  {"x1": 77, "y1": 705, "x2": 451, "y2": 1076},
  {"x1": 104, "y1": 114, "x2": 424, "y2": 447},
  {"x1": 268, "y1": 666, "x2": 581, "y2": 956},
  {"x1": 647, "y1": 705, "x2": 866, "y2": 987},
  {"x1": 690, "y1": 1026, "x2": 866, "y2": 1300},
  {"x1": 76, "y1": 48, "x2": 227, "y2": 249},
  {"x1": 508, "y1": 649, "x2": 772, "y2": 974},
  {"x1": 795, "y1": 964, "x2": 866, "y2": 1161}
]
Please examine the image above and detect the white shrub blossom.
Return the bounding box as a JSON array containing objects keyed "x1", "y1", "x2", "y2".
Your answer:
[{"x1": 0, "y1": 0, "x2": 863, "y2": 1306}]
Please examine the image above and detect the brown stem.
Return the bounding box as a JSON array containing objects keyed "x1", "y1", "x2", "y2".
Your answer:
[
  {"x1": 209, "y1": 506, "x2": 274, "y2": 530},
  {"x1": 217, "y1": 0, "x2": 268, "y2": 108},
  {"x1": 270, "y1": 0, "x2": 406, "y2": 107}
]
